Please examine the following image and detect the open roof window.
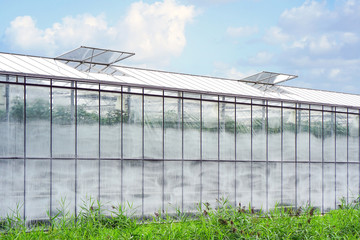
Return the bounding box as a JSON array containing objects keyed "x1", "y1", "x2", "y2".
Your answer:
[
  {"x1": 55, "y1": 46, "x2": 135, "y2": 74},
  {"x1": 240, "y1": 71, "x2": 297, "y2": 85}
]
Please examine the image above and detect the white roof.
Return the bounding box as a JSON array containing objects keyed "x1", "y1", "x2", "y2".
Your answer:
[{"x1": 0, "y1": 51, "x2": 359, "y2": 110}]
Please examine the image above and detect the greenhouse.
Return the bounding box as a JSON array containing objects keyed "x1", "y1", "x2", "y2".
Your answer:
[{"x1": 0, "y1": 46, "x2": 359, "y2": 221}]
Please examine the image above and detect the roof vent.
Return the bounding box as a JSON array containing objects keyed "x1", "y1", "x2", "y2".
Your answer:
[{"x1": 240, "y1": 71, "x2": 297, "y2": 84}]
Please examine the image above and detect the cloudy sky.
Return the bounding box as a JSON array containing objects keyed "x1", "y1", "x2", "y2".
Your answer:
[{"x1": 0, "y1": 0, "x2": 359, "y2": 94}]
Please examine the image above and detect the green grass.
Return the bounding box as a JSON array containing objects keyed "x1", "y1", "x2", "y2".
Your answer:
[{"x1": 1, "y1": 197, "x2": 360, "y2": 239}]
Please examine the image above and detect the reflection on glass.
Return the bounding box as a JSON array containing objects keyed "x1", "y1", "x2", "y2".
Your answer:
[
  {"x1": 283, "y1": 109, "x2": 296, "y2": 161},
  {"x1": 336, "y1": 113, "x2": 347, "y2": 162},
  {"x1": 77, "y1": 90, "x2": 99, "y2": 158},
  {"x1": 348, "y1": 114, "x2": 359, "y2": 162},
  {"x1": 144, "y1": 96, "x2": 163, "y2": 159},
  {"x1": 144, "y1": 160, "x2": 163, "y2": 215},
  {"x1": 183, "y1": 100, "x2": 200, "y2": 160},
  {"x1": 0, "y1": 84, "x2": 24, "y2": 157},
  {"x1": 268, "y1": 107, "x2": 281, "y2": 161},
  {"x1": 164, "y1": 97, "x2": 182, "y2": 159},
  {"x1": 219, "y1": 102, "x2": 235, "y2": 160},
  {"x1": 123, "y1": 94, "x2": 143, "y2": 159},
  {"x1": 323, "y1": 111, "x2": 335, "y2": 162},
  {"x1": 26, "y1": 86, "x2": 50, "y2": 158},
  {"x1": 310, "y1": 111, "x2": 322, "y2": 162},
  {"x1": 297, "y1": 109, "x2": 309, "y2": 161},
  {"x1": 236, "y1": 104, "x2": 251, "y2": 160},
  {"x1": 252, "y1": 105, "x2": 267, "y2": 161},
  {"x1": 202, "y1": 101, "x2": 218, "y2": 160},
  {"x1": 100, "y1": 92, "x2": 121, "y2": 158}
]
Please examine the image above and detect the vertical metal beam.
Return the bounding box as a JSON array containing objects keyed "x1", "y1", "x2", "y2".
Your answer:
[
  {"x1": 120, "y1": 88, "x2": 124, "y2": 206},
  {"x1": 141, "y1": 89, "x2": 144, "y2": 218},
  {"x1": 23, "y1": 77, "x2": 27, "y2": 220},
  {"x1": 308, "y1": 108, "x2": 311, "y2": 205},
  {"x1": 295, "y1": 106, "x2": 298, "y2": 209},
  {"x1": 234, "y1": 100, "x2": 237, "y2": 206},
  {"x1": 74, "y1": 82, "x2": 78, "y2": 219},
  {"x1": 250, "y1": 100, "x2": 253, "y2": 207},
  {"x1": 218, "y1": 98, "x2": 220, "y2": 204},
  {"x1": 162, "y1": 91, "x2": 165, "y2": 212},
  {"x1": 346, "y1": 109, "x2": 349, "y2": 204},
  {"x1": 321, "y1": 107, "x2": 324, "y2": 213},
  {"x1": 200, "y1": 95, "x2": 203, "y2": 209},
  {"x1": 181, "y1": 94, "x2": 184, "y2": 212},
  {"x1": 50, "y1": 79, "x2": 53, "y2": 218},
  {"x1": 280, "y1": 102, "x2": 283, "y2": 205},
  {"x1": 98, "y1": 87, "x2": 101, "y2": 203},
  {"x1": 334, "y1": 108, "x2": 337, "y2": 209}
]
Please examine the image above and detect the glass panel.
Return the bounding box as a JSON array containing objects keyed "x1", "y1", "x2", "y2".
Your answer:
[
  {"x1": 236, "y1": 104, "x2": 251, "y2": 160},
  {"x1": 297, "y1": 163, "x2": 309, "y2": 207},
  {"x1": 336, "y1": 113, "x2": 347, "y2": 162},
  {"x1": 252, "y1": 162, "x2": 266, "y2": 209},
  {"x1": 123, "y1": 94, "x2": 143, "y2": 159},
  {"x1": 202, "y1": 161, "x2": 218, "y2": 207},
  {"x1": 26, "y1": 86, "x2": 50, "y2": 158},
  {"x1": 52, "y1": 87, "x2": 75, "y2": 158},
  {"x1": 164, "y1": 161, "x2": 182, "y2": 211},
  {"x1": 268, "y1": 162, "x2": 281, "y2": 209},
  {"x1": 0, "y1": 83, "x2": 24, "y2": 157},
  {"x1": 100, "y1": 160, "x2": 121, "y2": 212},
  {"x1": 100, "y1": 92, "x2": 121, "y2": 158},
  {"x1": 0, "y1": 159, "x2": 24, "y2": 218},
  {"x1": 144, "y1": 96, "x2": 163, "y2": 159},
  {"x1": 348, "y1": 163, "x2": 359, "y2": 202},
  {"x1": 52, "y1": 159, "x2": 75, "y2": 217},
  {"x1": 202, "y1": 101, "x2": 218, "y2": 160},
  {"x1": 268, "y1": 107, "x2": 281, "y2": 161},
  {"x1": 335, "y1": 163, "x2": 347, "y2": 206},
  {"x1": 26, "y1": 77, "x2": 50, "y2": 85},
  {"x1": 26, "y1": 159, "x2": 50, "y2": 220},
  {"x1": 310, "y1": 111, "x2": 322, "y2": 162},
  {"x1": 144, "y1": 160, "x2": 163, "y2": 215},
  {"x1": 310, "y1": 163, "x2": 322, "y2": 209},
  {"x1": 183, "y1": 100, "x2": 200, "y2": 160},
  {"x1": 297, "y1": 109, "x2": 309, "y2": 161},
  {"x1": 283, "y1": 109, "x2": 296, "y2": 161},
  {"x1": 77, "y1": 160, "x2": 99, "y2": 214},
  {"x1": 236, "y1": 162, "x2": 251, "y2": 207},
  {"x1": 219, "y1": 162, "x2": 235, "y2": 206},
  {"x1": 183, "y1": 161, "x2": 200, "y2": 211},
  {"x1": 122, "y1": 160, "x2": 142, "y2": 216},
  {"x1": 219, "y1": 102, "x2": 235, "y2": 160},
  {"x1": 323, "y1": 163, "x2": 335, "y2": 211},
  {"x1": 283, "y1": 163, "x2": 295, "y2": 207},
  {"x1": 252, "y1": 105, "x2": 267, "y2": 161},
  {"x1": 323, "y1": 111, "x2": 335, "y2": 162},
  {"x1": 348, "y1": 114, "x2": 359, "y2": 163},
  {"x1": 77, "y1": 90, "x2": 99, "y2": 158},
  {"x1": 164, "y1": 97, "x2": 182, "y2": 159}
]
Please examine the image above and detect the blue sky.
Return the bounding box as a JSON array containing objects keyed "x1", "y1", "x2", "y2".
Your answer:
[{"x1": 0, "y1": 0, "x2": 359, "y2": 94}]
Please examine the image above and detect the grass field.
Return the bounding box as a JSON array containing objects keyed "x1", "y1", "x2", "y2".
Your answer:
[{"x1": 1, "y1": 198, "x2": 360, "y2": 239}]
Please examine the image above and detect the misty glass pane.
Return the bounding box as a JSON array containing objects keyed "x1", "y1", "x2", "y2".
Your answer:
[
  {"x1": 183, "y1": 100, "x2": 200, "y2": 160},
  {"x1": 335, "y1": 163, "x2": 347, "y2": 206},
  {"x1": 252, "y1": 162, "x2": 266, "y2": 209},
  {"x1": 348, "y1": 163, "x2": 359, "y2": 202},
  {"x1": 77, "y1": 160, "x2": 99, "y2": 214},
  {"x1": 164, "y1": 97, "x2": 182, "y2": 159},
  {"x1": 323, "y1": 163, "x2": 335, "y2": 211},
  {"x1": 52, "y1": 159, "x2": 75, "y2": 217},
  {"x1": 202, "y1": 101, "x2": 218, "y2": 160},
  {"x1": 100, "y1": 92, "x2": 121, "y2": 158},
  {"x1": 122, "y1": 160, "x2": 142, "y2": 216},
  {"x1": 100, "y1": 160, "x2": 121, "y2": 211},
  {"x1": 323, "y1": 111, "x2": 335, "y2": 162},
  {"x1": 236, "y1": 104, "x2": 251, "y2": 160},
  {"x1": 26, "y1": 86, "x2": 50, "y2": 158},
  {"x1": 0, "y1": 159, "x2": 24, "y2": 218},
  {"x1": 202, "y1": 161, "x2": 218, "y2": 207},
  {"x1": 164, "y1": 161, "x2": 182, "y2": 211},
  {"x1": 283, "y1": 109, "x2": 296, "y2": 161},
  {"x1": 348, "y1": 114, "x2": 359, "y2": 163},
  {"x1": 268, "y1": 107, "x2": 281, "y2": 161},
  {"x1": 77, "y1": 90, "x2": 99, "y2": 158},
  {"x1": 310, "y1": 111, "x2": 322, "y2": 162},
  {"x1": 336, "y1": 113, "x2": 347, "y2": 162},
  {"x1": 252, "y1": 105, "x2": 266, "y2": 161},
  {"x1": 310, "y1": 163, "x2": 322, "y2": 209},
  {"x1": 26, "y1": 159, "x2": 50, "y2": 220},
  {"x1": 219, "y1": 162, "x2": 235, "y2": 206},
  {"x1": 297, "y1": 163, "x2": 309, "y2": 207},
  {"x1": 123, "y1": 94, "x2": 143, "y2": 159},
  {"x1": 268, "y1": 162, "x2": 281, "y2": 208},
  {"x1": 183, "y1": 161, "x2": 200, "y2": 211},
  {"x1": 283, "y1": 163, "x2": 295, "y2": 206},
  {"x1": 219, "y1": 102, "x2": 235, "y2": 160},
  {"x1": 236, "y1": 162, "x2": 251, "y2": 207},
  {"x1": 0, "y1": 84, "x2": 24, "y2": 157},
  {"x1": 297, "y1": 109, "x2": 309, "y2": 161},
  {"x1": 144, "y1": 160, "x2": 163, "y2": 215},
  {"x1": 144, "y1": 96, "x2": 163, "y2": 159},
  {"x1": 52, "y1": 87, "x2": 75, "y2": 158}
]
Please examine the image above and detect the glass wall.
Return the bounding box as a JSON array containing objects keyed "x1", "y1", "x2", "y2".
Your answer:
[{"x1": 0, "y1": 74, "x2": 359, "y2": 221}]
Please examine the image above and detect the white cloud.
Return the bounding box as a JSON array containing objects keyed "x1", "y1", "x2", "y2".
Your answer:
[
  {"x1": 263, "y1": 26, "x2": 289, "y2": 45},
  {"x1": 226, "y1": 26, "x2": 258, "y2": 38},
  {"x1": 248, "y1": 51, "x2": 273, "y2": 65},
  {"x1": 4, "y1": 0, "x2": 196, "y2": 66}
]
